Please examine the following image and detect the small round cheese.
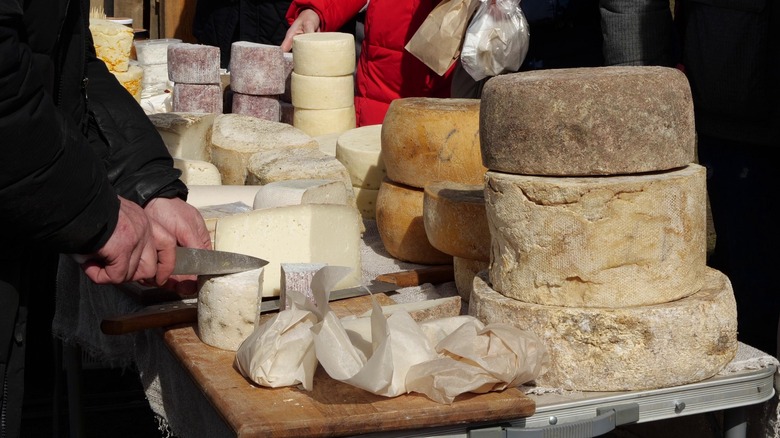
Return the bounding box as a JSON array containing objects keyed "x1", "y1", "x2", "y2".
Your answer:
[
  {"x1": 335, "y1": 124, "x2": 385, "y2": 189},
  {"x1": 292, "y1": 32, "x2": 356, "y2": 77}
]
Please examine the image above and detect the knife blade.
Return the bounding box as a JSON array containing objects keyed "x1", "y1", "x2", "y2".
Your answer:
[{"x1": 173, "y1": 247, "x2": 268, "y2": 276}]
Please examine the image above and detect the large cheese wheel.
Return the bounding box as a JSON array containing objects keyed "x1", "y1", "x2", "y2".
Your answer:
[
  {"x1": 291, "y1": 32, "x2": 356, "y2": 77},
  {"x1": 486, "y1": 165, "x2": 706, "y2": 308},
  {"x1": 335, "y1": 124, "x2": 385, "y2": 189},
  {"x1": 453, "y1": 257, "x2": 489, "y2": 302},
  {"x1": 480, "y1": 66, "x2": 695, "y2": 176},
  {"x1": 381, "y1": 98, "x2": 485, "y2": 188},
  {"x1": 149, "y1": 112, "x2": 216, "y2": 162},
  {"x1": 423, "y1": 181, "x2": 490, "y2": 262},
  {"x1": 469, "y1": 268, "x2": 738, "y2": 391},
  {"x1": 210, "y1": 114, "x2": 317, "y2": 185},
  {"x1": 290, "y1": 72, "x2": 354, "y2": 110},
  {"x1": 197, "y1": 268, "x2": 265, "y2": 351},
  {"x1": 214, "y1": 204, "x2": 362, "y2": 297},
  {"x1": 293, "y1": 106, "x2": 356, "y2": 137},
  {"x1": 376, "y1": 179, "x2": 452, "y2": 265},
  {"x1": 173, "y1": 158, "x2": 222, "y2": 186}
]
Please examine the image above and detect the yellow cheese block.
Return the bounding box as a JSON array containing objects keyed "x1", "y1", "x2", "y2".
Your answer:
[
  {"x1": 423, "y1": 181, "x2": 490, "y2": 262},
  {"x1": 110, "y1": 64, "x2": 143, "y2": 102},
  {"x1": 89, "y1": 18, "x2": 133, "y2": 72}
]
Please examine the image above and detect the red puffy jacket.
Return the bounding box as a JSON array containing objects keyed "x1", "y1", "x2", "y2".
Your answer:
[{"x1": 287, "y1": 0, "x2": 454, "y2": 126}]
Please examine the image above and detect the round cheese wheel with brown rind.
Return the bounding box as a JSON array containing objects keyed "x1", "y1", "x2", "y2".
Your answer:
[
  {"x1": 423, "y1": 181, "x2": 490, "y2": 262},
  {"x1": 381, "y1": 98, "x2": 485, "y2": 188},
  {"x1": 485, "y1": 164, "x2": 707, "y2": 308},
  {"x1": 376, "y1": 179, "x2": 452, "y2": 265},
  {"x1": 480, "y1": 66, "x2": 695, "y2": 176},
  {"x1": 469, "y1": 268, "x2": 737, "y2": 391},
  {"x1": 453, "y1": 257, "x2": 489, "y2": 302}
]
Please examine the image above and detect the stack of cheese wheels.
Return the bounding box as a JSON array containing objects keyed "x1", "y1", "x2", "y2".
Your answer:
[
  {"x1": 290, "y1": 33, "x2": 357, "y2": 136},
  {"x1": 469, "y1": 66, "x2": 738, "y2": 391},
  {"x1": 168, "y1": 43, "x2": 222, "y2": 113},
  {"x1": 335, "y1": 124, "x2": 385, "y2": 219},
  {"x1": 377, "y1": 98, "x2": 486, "y2": 265},
  {"x1": 229, "y1": 41, "x2": 285, "y2": 121},
  {"x1": 89, "y1": 18, "x2": 142, "y2": 102}
]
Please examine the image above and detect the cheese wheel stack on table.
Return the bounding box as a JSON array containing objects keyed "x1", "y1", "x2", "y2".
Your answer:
[
  {"x1": 377, "y1": 98, "x2": 485, "y2": 265},
  {"x1": 229, "y1": 41, "x2": 285, "y2": 122},
  {"x1": 89, "y1": 18, "x2": 142, "y2": 102},
  {"x1": 168, "y1": 43, "x2": 222, "y2": 113},
  {"x1": 335, "y1": 124, "x2": 385, "y2": 219},
  {"x1": 291, "y1": 33, "x2": 357, "y2": 136},
  {"x1": 134, "y1": 38, "x2": 180, "y2": 96},
  {"x1": 469, "y1": 66, "x2": 738, "y2": 391}
]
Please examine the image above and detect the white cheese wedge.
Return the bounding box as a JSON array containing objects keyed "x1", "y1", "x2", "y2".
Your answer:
[
  {"x1": 252, "y1": 179, "x2": 350, "y2": 210},
  {"x1": 469, "y1": 268, "x2": 737, "y2": 391},
  {"x1": 292, "y1": 32, "x2": 356, "y2": 77},
  {"x1": 290, "y1": 72, "x2": 354, "y2": 110},
  {"x1": 147, "y1": 112, "x2": 216, "y2": 162},
  {"x1": 335, "y1": 124, "x2": 385, "y2": 190},
  {"x1": 197, "y1": 267, "x2": 265, "y2": 351},
  {"x1": 293, "y1": 106, "x2": 356, "y2": 137},
  {"x1": 173, "y1": 158, "x2": 222, "y2": 186},
  {"x1": 214, "y1": 204, "x2": 362, "y2": 297},
  {"x1": 485, "y1": 164, "x2": 707, "y2": 308}
]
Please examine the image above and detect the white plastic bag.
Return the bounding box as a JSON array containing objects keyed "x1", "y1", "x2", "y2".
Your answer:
[{"x1": 460, "y1": 0, "x2": 530, "y2": 81}]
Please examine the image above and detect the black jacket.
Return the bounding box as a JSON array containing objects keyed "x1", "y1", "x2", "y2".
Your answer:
[{"x1": 0, "y1": 0, "x2": 186, "y2": 254}]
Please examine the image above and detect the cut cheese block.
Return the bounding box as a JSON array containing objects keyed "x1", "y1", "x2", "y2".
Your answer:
[
  {"x1": 280, "y1": 263, "x2": 326, "y2": 310},
  {"x1": 173, "y1": 158, "x2": 222, "y2": 185},
  {"x1": 291, "y1": 32, "x2": 356, "y2": 77},
  {"x1": 111, "y1": 64, "x2": 143, "y2": 101},
  {"x1": 229, "y1": 41, "x2": 285, "y2": 95},
  {"x1": 186, "y1": 185, "x2": 263, "y2": 208},
  {"x1": 293, "y1": 106, "x2": 356, "y2": 137},
  {"x1": 231, "y1": 93, "x2": 281, "y2": 122},
  {"x1": 480, "y1": 66, "x2": 695, "y2": 176},
  {"x1": 376, "y1": 179, "x2": 452, "y2": 265},
  {"x1": 423, "y1": 181, "x2": 490, "y2": 262},
  {"x1": 453, "y1": 257, "x2": 489, "y2": 302},
  {"x1": 358, "y1": 296, "x2": 462, "y2": 322},
  {"x1": 252, "y1": 179, "x2": 350, "y2": 210},
  {"x1": 148, "y1": 112, "x2": 216, "y2": 162},
  {"x1": 335, "y1": 124, "x2": 385, "y2": 189},
  {"x1": 382, "y1": 98, "x2": 485, "y2": 188},
  {"x1": 469, "y1": 268, "x2": 738, "y2": 391},
  {"x1": 172, "y1": 83, "x2": 223, "y2": 114},
  {"x1": 210, "y1": 114, "x2": 318, "y2": 184},
  {"x1": 167, "y1": 43, "x2": 221, "y2": 84},
  {"x1": 290, "y1": 72, "x2": 354, "y2": 110},
  {"x1": 89, "y1": 18, "x2": 134, "y2": 72},
  {"x1": 484, "y1": 164, "x2": 707, "y2": 308},
  {"x1": 215, "y1": 204, "x2": 362, "y2": 297},
  {"x1": 197, "y1": 268, "x2": 265, "y2": 351},
  {"x1": 353, "y1": 187, "x2": 378, "y2": 220}
]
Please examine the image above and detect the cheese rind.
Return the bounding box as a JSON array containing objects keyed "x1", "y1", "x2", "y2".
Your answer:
[
  {"x1": 469, "y1": 268, "x2": 737, "y2": 391},
  {"x1": 229, "y1": 41, "x2": 285, "y2": 95},
  {"x1": 290, "y1": 72, "x2": 354, "y2": 110},
  {"x1": 214, "y1": 204, "x2": 362, "y2": 297},
  {"x1": 335, "y1": 124, "x2": 385, "y2": 189},
  {"x1": 382, "y1": 98, "x2": 485, "y2": 188},
  {"x1": 480, "y1": 66, "x2": 695, "y2": 176},
  {"x1": 148, "y1": 112, "x2": 216, "y2": 162},
  {"x1": 291, "y1": 32, "x2": 356, "y2": 77},
  {"x1": 197, "y1": 268, "x2": 265, "y2": 351},
  {"x1": 167, "y1": 43, "x2": 221, "y2": 84},
  {"x1": 453, "y1": 257, "x2": 489, "y2": 302},
  {"x1": 376, "y1": 179, "x2": 452, "y2": 265},
  {"x1": 423, "y1": 181, "x2": 490, "y2": 262},
  {"x1": 252, "y1": 179, "x2": 350, "y2": 210},
  {"x1": 293, "y1": 106, "x2": 356, "y2": 137},
  {"x1": 173, "y1": 158, "x2": 222, "y2": 186},
  {"x1": 172, "y1": 83, "x2": 223, "y2": 114}
]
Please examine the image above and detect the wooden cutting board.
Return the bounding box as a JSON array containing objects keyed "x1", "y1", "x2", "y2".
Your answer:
[{"x1": 162, "y1": 294, "x2": 536, "y2": 437}]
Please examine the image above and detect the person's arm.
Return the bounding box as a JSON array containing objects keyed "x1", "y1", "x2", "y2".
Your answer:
[{"x1": 281, "y1": 0, "x2": 367, "y2": 51}]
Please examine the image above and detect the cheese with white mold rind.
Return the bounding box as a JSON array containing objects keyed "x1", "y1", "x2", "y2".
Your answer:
[
  {"x1": 335, "y1": 124, "x2": 385, "y2": 189},
  {"x1": 173, "y1": 158, "x2": 222, "y2": 186},
  {"x1": 210, "y1": 114, "x2": 318, "y2": 185},
  {"x1": 231, "y1": 94, "x2": 281, "y2": 122},
  {"x1": 214, "y1": 204, "x2": 362, "y2": 297},
  {"x1": 381, "y1": 98, "x2": 485, "y2": 189},
  {"x1": 423, "y1": 181, "x2": 490, "y2": 262},
  {"x1": 293, "y1": 106, "x2": 356, "y2": 137},
  {"x1": 291, "y1": 32, "x2": 356, "y2": 77},
  {"x1": 469, "y1": 268, "x2": 737, "y2": 391},
  {"x1": 148, "y1": 112, "x2": 216, "y2": 162},
  {"x1": 291, "y1": 72, "x2": 354, "y2": 110},
  {"x1": 197, "y1": 267, "x2": 265, "y2": 351},
  {"x1": 485, "y1": 164, "x2": 707, "y2": 308},
  {"x1": 252, "y1": 179, "x2": 350, "y2": 210},
  {"x1": 172, "y1": 83, "x2": 222, "y2": 114}
]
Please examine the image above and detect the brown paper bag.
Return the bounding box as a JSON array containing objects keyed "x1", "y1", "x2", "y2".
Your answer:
[{"x1": 405, "y1": 0, "x2": 480, "y2": 76}]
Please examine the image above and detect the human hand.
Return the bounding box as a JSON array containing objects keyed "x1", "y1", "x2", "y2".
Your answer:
[
  {"x1": 80, "y1": 196, "x2": 176, "y2": 286},
  {"x1": 280, "y1": 9, "x2": 321, "y2": 52}
]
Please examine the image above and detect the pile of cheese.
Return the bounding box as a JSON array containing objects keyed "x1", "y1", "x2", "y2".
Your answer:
[
  {"x1": 466, "y1": 66, "x2": 737, "y2": 391},
  {"x1": 89, "y1": 18, "x2": 142, "y2": 101}
]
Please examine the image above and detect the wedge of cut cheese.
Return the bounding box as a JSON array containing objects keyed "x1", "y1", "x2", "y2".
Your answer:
[
  {"x1": 469, "y1": 268, "x2": 737, "y2": 391},
  {"x1": 186, "y1": 185, "x2": 263, "y2": 208},
  {"x1": 353, "y1": 187, "x2": 378, "y2": 220},
  {"x1": 290, "y1": 72, "x2": 354, "y2": 110},
  {"x1": 291, "y1": 32, "x2": 356, "y2": 77},
  {"x1": 480, "y1": 66, "x2": 695, "y2": 176},
  {"x1": 423, "y1": 181, "x2": 490, "y2": 262},
  {"x1": 210, "y1": 114, "x2": 318, "y2": 184},
  {"x1": 214, "y1": 204, "x2": 362, "y2": 297},
  {"x1": 453, "y1": 257, "x2": 489, "y2": 302},
  {"x1": 382, "y1": 98, "x2": 485, "y2": 188},
  {"x1": 252, "y1": 179, "x2": 350, "y2": 210},
  {"x1": 173, "y1": 158, "x2": 222, "y2": 186},
  {"x1": 197, "y1": 267, "x2": 265, "y2": 351},
  {"x1": 335, "y1": 124, "x2": 385, "y2": 190},
  {"x1": 293, "y1": 106, "x2": 356, "y2": 137},
  {"x1": 485, "y1": 164, "x2": 707, "y2": 308},
  {"x1": 376, "y1": 179, "x2": 452, "y2": 265},
  {"x1": 148, "y1": 113, "x2": 216, "y2": 162}
]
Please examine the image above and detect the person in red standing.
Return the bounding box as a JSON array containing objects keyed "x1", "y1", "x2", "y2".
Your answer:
[{"x1": 280, "y1": 0, "x2": 455, "y2": 127}]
